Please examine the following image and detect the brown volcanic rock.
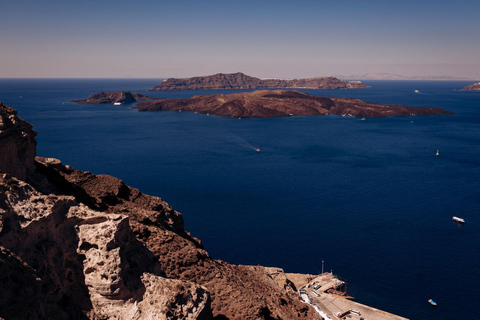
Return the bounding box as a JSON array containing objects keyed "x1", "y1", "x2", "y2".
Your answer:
[
  {"x1": 462, "y1": 82, "x2": 480, "y2": 90},
  {"x1": 150, "y1": 72, "x2": 367, "y2": 91},
  {"x1": 0, "y1": 246, "x2": 46, "y2": 318},
  {"x1": 0, "y1": 102, "x2": 320, "y2": 319},
  {"x1": 72, "y1": 91, "x2": 155, "y2": 104},
  {"x1": 36, "y1": 158, "x2": 318, "y2": 320},
  {"x1": 136, "y1": 90, "x2": 454, "y2": 118},
  {"x1": 0, "y1": 102, "x2": 37, "y2": 181}
]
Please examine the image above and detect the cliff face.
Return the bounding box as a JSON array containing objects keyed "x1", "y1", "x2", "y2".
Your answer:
[
  {"x1": 135, "y1": 90, "x2": 454, "y2": 118},
  {"x1": 0, "y1": 102, "x2": 37, "y2": 181},
  {"x1": 150, "y1": 72, "x2": 367, "y2": 91},
  {"x1": 72, "y1": 91, "x2": 154, "y2": 104},
  {"x1": 462, "y1": 82, "x2": 480, "y2": 90},
  {"x1": 0, "y1": 102, "x2": 320, "y2": 319}
]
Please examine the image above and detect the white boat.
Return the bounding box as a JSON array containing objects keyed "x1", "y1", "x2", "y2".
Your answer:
[
  {"x1": 256, "y1": 148, "x2": 261, "y2": 152},
  {"x1": 415, "y1": 90, "x2": 420, "y2": 93},
  {"x1": 452, "y1": 216, "x2": 465, "y2": 223},
  {"x1": 113, "y1": 102, "x2": 122, "y2": 105},
  {"x1": 436, "y1": 150, "x2": 439, "y2": 156},
  {"x1": 428, "y1": 299, "x2": 437, "y2": 306}
]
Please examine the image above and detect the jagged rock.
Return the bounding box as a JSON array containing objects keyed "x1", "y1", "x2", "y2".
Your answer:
[
  {"x1": 150, "y1": 72, "x2": 367, "y2": 91},
  {"x1": 72, "y1": 91, "x2": 155, "y2": 104},
  {"x1": 135, "y1": 90, "x2": 454, "y2": 118},
  {"x1": 0, "y1": 102, "x2": 37, "y2": 180},
  {"x1": 0, "y1": 246, "x2": 45, "y2": 319}
]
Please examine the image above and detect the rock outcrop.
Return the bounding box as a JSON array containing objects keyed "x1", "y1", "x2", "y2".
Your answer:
[
  {"x1": 0, "y1": 102, "x2": 37, "y2": 180},
  {"x1": 0, "y1": 102, "x2": 320, "y2": 319},
  {"x1": 462, "y1": 82, "x2": 480, "y2": 90},
  {"x1": 135, "y1": 90, "x2": 454, "y2": 118},
  {"x1": 150, "y1": 72, "x2": 367, "y2": 91},
  {"x1": 72, "y1": 91, "x2": 155, "y2": 104}
]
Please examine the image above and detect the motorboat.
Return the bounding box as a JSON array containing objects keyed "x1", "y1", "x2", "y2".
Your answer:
[
  {"x1": 113, "y1": 102, "x2": 122, "y2": 105},
  {"x1": 452, "y1": 216, "x2": 465, "y2": 223},
  {"x1": 256, "y1": 148, "x2": 261, "y2": 152},
  {"x1": 428, "y1": 299, "x2": 437, "y2": 306}
]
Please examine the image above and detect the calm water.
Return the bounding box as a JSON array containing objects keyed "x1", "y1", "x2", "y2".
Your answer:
[{"x1": 1, "y1": 79, "x2": 479, "y2": 319}]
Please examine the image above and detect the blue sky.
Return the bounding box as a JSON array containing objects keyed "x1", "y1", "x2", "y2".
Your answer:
[{"x1": 1, "y1": 0, "x2": 479, "y2": 78}]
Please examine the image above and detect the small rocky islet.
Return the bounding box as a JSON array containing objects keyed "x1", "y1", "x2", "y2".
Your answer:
[
  {"x1": 462, "y1": 82, "x2": 480, "y2": 90},
  {"x1": 72, "y1": 91, "x2": 154, "y2": 104}
]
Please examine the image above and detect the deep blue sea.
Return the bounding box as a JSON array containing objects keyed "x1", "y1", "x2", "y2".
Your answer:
[{"x1": 1, "y1": 79, "x2": 479, "y2": 320}]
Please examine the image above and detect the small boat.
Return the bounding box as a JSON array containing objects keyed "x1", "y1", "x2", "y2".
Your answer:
[
  {"x1": 361, "y1": 117, "x2": 366, "y2": 121},
  {"x1": 428, "y1": 299, "x2": 437, "y2": 306},
  {"x1": 452, "y1": 216, "x2": 465, "y2": 223},
  {"x1": 436, "y1": 150, "x2": 439, "y2": 156},
  {"x1": 415, "y1": 90, "x2": 420, "y2": 93},
  {"x1": 113, "y1": 102, "x2": 122, "y2": 105},
  {"x1": 256, "y1": 148, "x2": 261, "y2": 152}
]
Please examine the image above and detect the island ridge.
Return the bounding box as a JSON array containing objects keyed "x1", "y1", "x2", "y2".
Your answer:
[
  {"x1": 135, "y1": 90, "x2": 453, "y2": 118},
  {"x1": 150, "y1": 72, "x2": 367, "y2": 91}
]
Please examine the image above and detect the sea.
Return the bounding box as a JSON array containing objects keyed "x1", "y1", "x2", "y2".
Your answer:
[{"x1": 0, "y1": 79, "x2": 479, "y2": 320}]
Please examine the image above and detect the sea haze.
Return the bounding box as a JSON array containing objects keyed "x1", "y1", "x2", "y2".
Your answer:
[{"x1": 1, "y1": 79, "x2": 479, "y2": 319}]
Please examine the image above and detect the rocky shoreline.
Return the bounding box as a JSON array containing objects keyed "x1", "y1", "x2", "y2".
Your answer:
[
  {"x1": 0, "y1": 101, "x2": 320, "y2": 319},
  {"x1": 135, "y1": 90, "x2": 454, "y2": 118},
  {"x1": 462, "y1": 82, "x2": 480, "y2": 90},
  {"x1": 149, "y1": 72, "x2": 368, "y2": 91}
]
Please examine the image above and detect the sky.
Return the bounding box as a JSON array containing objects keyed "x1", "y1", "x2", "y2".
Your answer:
[{"x1": 1, "y1": 0, "x2": 480, "y2": 78}]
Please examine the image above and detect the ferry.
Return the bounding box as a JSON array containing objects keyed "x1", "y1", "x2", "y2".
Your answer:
[
  {"x1": 113, "y1": 102, "x2": 122, "y2": 105},
  {"x1": 428, "y1": 299, "x2": 437, "y2": 306},
  {"x1": 452, "y1": 216, "x2": 465, "y2": 223}
]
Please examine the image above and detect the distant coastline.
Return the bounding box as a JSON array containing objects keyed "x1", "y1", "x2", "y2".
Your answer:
[{"x1": 335, "y1": 73, "x2": 480, "y2": 81}]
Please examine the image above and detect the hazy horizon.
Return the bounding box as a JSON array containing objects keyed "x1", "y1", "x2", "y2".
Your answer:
[{"x1": 2, "y1": 0, "x2": 480, "y2": 78}]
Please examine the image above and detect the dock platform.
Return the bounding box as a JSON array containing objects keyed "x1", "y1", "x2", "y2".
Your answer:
[{"x1": 299, "y1": 273, "x2": 408, "y2": 320}]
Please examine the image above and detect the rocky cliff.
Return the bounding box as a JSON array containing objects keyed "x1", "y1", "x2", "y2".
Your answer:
[
  {"x1": 72, "y1": 91, "x2": 155, "y2": 104},
  {"x1": 150, "y1": 72, "x2": 367, "y2": 91},
  {"x1": 0, "y1": 101, "x2": 320, "y2": 319},
  {"x1": 462, "y1": 82, "x2": 480, "y2": 90},
  {"x1": 135, "y1": 90, "x2": 454, "y2": 118}
]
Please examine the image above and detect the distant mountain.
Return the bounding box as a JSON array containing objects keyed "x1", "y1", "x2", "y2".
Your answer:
[
  {"x1": 335, "y1": 73, "x2": 479, "y2": 81},
  {"x1": 150, "y1": 72, "x2": 367, "y2": 91}
]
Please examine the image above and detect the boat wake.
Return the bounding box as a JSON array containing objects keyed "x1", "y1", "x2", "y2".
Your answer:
[{"x1": 210, "y1": 133, "x2": 261, "y2": 152}]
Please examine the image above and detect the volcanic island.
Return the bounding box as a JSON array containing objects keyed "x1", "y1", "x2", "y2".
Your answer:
[
  {"x1": 149, "y1": 72, "x2": 368, "y2": 91},
  {"x1": 134, "y1": 90, "x2": 453, "y2": 118}
]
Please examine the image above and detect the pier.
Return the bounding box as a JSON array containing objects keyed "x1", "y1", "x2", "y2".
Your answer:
[{"x1": 297, "y1": 273, "x2": 408, "y2": 320}]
